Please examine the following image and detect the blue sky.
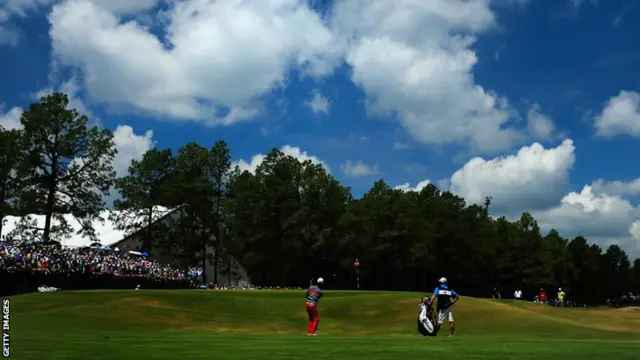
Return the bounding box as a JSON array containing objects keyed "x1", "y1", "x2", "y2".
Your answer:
[{"x1": 0, "y1": 0, "x2": 639, "y2": 257}]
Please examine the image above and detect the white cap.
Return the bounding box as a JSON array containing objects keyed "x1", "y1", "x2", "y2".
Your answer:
[
  {"x1": 558, "y1": 288, "x2": 562, "y2": 291},
  {"x1": 439, "y1": 277, "x2": 447, "y2": 284},
  {"x1": 317, "y1": 277, "x2": 324, "y2": 284}
]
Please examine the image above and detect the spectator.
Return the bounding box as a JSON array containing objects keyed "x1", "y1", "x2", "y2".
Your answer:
[
  {"x1": 514, "y1": 289, "x2": 522, "y2": 300},
  {"x1": 557, "y1": 288, "x2": 565, "y2": 307},
  {"x1": 492, "y1": 288, "x2": 501, "y2": 299},
  {"x1": 539, "y1": 288, "x2": 547, "y2": 304}
]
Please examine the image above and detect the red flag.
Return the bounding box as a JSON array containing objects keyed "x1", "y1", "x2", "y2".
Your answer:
[{"x1": 354, "y1": 257, "x2": 360, "y2": 269}]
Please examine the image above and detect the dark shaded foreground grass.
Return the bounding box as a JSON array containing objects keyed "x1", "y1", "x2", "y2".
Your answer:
[
  {"x1": 8, "y1": 290, "x2": 640, "y2": 359},
  {"x1": 11, "y1": 332, "x2": 640, "y2": 360}
]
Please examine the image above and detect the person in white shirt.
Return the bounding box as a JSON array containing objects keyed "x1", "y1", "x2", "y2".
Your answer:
[{"x1": 514, "y1": 289, "x2": 522, "y2": 300}]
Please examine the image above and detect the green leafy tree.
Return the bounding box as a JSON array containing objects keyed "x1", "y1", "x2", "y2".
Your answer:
[
  {"x1": 567, "y1": 237, "x2": 602, "y2": 303},
  {"x1": 294, "y1": 159, "x2": 350, "y2": 286},
  {"x1": 171, "y1": 143, "x2": 214, "y2": 280},
  {"x1": 218, "y1": 165, "x2": 249, "y2": 286},
  {"x1": 110, "y1": 148, "x2": 175, "y2": 251},
  {"x1": 225, "y1": 149, "x2": 351, "y2": 286},
  {"x1": 209, "y1": 140, "x2": 232, "y2": 284},
  {"x1": 218, "y1": 160, "x2": 638, "y2": 300},
  {"x1": 0, "y1": 128, "x2": 26, "y2": 236},
  {"x1": 492, "y1": 216, "x2": 521, "y2": 291},
  {"x1": 246, "y1": 149, "x2": 309, "y2": 286},
  {"x1": 19, "y1": 93, "x2": 117, "y2": 242},
  {"x1": 600, "y1": 244, "x2": 631, "y2": 298},
  {"x1": 516, "y1": 212, "x2": 554, "y2": 290},
  {"x1": 225, "y1": 167, "x2": 258, "y2": 282},
  {"x1": 169, "y1": 141, "x2": 232, "y2": 283},
  {"x1": 544, "y1": 229, "x2": 575, "y2": 289},
  {"x1": 632, "y1": 259, "x2": 640, "y2": 293}
]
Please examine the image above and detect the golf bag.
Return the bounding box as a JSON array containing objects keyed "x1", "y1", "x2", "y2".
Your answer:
[{"x1": 417, "y1": 297, "x2": 439, "y2": 336}]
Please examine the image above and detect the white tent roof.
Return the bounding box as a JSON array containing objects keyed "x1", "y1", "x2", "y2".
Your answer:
[{"x1": 1, "y1": 207, "x2": 174, "y2": 247}]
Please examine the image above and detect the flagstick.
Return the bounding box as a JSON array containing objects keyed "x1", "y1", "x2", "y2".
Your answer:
[{"x1": 354, "y1": 258, "x2": 360, "y2": 290}]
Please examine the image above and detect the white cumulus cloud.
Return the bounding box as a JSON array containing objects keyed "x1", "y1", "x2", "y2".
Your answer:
[
  {"x1": 305, "y1": 89, "x2": 330, "y2": 115},
  {"x1": 48, "y1": 0, "x2": 339, "y2": 123},
  {"x1": 330, "y1": 0, "x2": 529, "y2": 154},
  {"x1": 0, "y1": 105, "x2": 22, "y2": 129},
  {"x1": 0, "y1": 0, "x2": 160, "y2": 46},
  {"x1": 630, "y1": 220, "x2": 640, "y2": 244},
  {"x1": 111, "y1": 125, "x2": 154, "y2": 176},
  {"x1": 232, "y1": 145, "x2": 328, "y2": 174},
  {"x1": 341, "y1": 160, "x2": 379, "y2": 178},
  {"x1": 594, "y1": 91, "x2": 640, "y2": 137},
  {"x1": 527, "y1": 103, "x2": 556, "y2": 140},
  {"x1": 0, "y1": 0, "x2": 70, "y2": 45},
  {"x1": 39, "y1": 0, "x2": 555, "y2": 154},
  {"x1": 448, "y1": 139, "x2": 576, "y2": 213},
  {"x1": 395, "y1": 179, "x2": 431, "y2": 192},
  {"x1": 394, "y1": 138, "x2": 639, "y2": 256},
  {"x1": 591, "y1": 178, "x2": 640, "y2": 197},
  {"x1": 533, "y1": 186, "x2": 640, "y2": 257}
]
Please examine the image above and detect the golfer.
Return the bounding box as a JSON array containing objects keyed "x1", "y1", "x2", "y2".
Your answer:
[
  {"x1": 430, "y1": 277, "x2": 459, "y2": 337},
  {"x1": 305, "y1": 277, "x2": 324, "y2": 336}
]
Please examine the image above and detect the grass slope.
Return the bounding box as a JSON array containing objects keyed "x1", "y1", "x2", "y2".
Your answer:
[{"x1": 8, "y1": 290, "x2": 640, "y2": 359}]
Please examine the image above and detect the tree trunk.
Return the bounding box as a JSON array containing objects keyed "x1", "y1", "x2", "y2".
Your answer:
[
  {"x1": 199, "y1": 214, "x2": 210, "y2": 285},
  {"x1": 43, "y1": 167, "x2": 57, "y2": 243},
  {"x1": 213, "y1": 231, "x2": 219, "y2": 285},
  {"x1": 201, "y1": 231, "x2": 208, "y2": 285},
  {"x1": 213, "y1": 183, "x2": 222, "y2": 285},
  {"x1": 228, "y1": 255, "x2": 232, "y2": 286},
  {"x1": 145, "y1": 206, "x2": 153, "y2": 251},
  {"x1": 224, "y1": 226, "x2": 233, "y2": 286},
  {"x1": 188, "y1": 214, "x2": 205, "y2": 284},
  {"x1": 0, "y1": 185, "x2": 5, "y2": 237}
]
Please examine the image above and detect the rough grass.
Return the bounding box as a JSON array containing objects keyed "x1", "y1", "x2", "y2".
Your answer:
[{"x1": 7, "y1": 290, "x2": 640, "y2": 359}]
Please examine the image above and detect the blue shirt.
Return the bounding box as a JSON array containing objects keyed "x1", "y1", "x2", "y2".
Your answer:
[{"x1": 433, "y1": 284, "x2": 458, "y2": 310}]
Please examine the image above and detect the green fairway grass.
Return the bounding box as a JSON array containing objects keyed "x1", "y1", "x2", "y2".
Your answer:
[{"x1": 7, "y1": 290, "x2": 640, "y2": 359}]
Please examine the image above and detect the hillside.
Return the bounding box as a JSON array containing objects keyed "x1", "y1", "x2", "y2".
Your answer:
[{"x1": 10, "y1": 290, "x2": 640, "y2": 339}]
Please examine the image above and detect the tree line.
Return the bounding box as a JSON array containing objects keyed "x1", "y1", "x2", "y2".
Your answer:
[{"x1": 1, "y1": 93, "x2": 639, "y2": 303}]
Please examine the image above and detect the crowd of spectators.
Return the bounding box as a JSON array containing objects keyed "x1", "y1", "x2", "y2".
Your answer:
[
  {"x1": 501, "y1": 287, "x2": 638, "y2": 308},
  {"x1": 0, "y1": 237, "x2": 203, "y2": 283},
  {"x1": 0, "y1": 236, "x2": 309, "y2": 293},
  {"x1": 607, "y1": 293, "x2": 640, "y2": 308},
  {"x1": 491, "y1": 288, "x2": 591, "y2": 307}
]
